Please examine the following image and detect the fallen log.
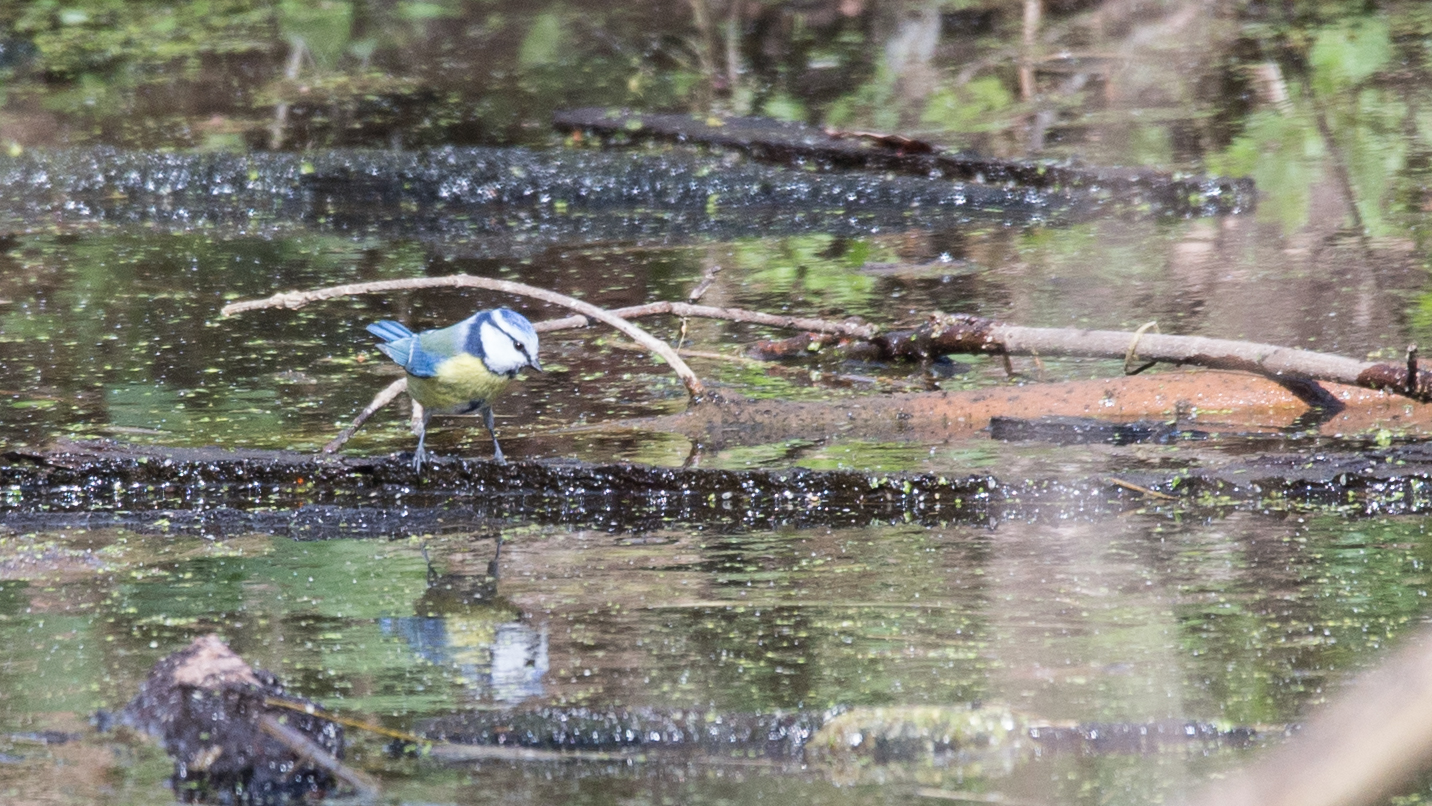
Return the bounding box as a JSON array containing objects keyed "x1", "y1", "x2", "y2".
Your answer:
[
  {"x1": 627, "y1": 372, "x2": 1432, "y2": 447},
  {"x1": 120, "y1": 635, "x2": 374, "y2": 802},
  {"x1": 553, "y1": 108, "x2": 1254, "y2": 218},
  {"x1": 0, "y1": 146, "x2": 1063, "y2": 257},
  {"x1": 9, "y1": 433, "x2": 1432, "y2": 536}
]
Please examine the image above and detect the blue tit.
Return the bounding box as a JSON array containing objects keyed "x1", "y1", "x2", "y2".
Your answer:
[{"x1": 367, "y1": 307, "x2": 542, "y2": 470}]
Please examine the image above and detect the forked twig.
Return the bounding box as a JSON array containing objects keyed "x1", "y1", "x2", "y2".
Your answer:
[{"x1": 221, "y1": 274, "x2": 706, "y2": 398}]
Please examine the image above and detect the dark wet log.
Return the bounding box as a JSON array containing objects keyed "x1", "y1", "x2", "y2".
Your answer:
[
  {"x1": 422, "y1": 706, "x2": 820, "y2": 758},
  {"x1": 0, "y1": 147, "x2": 1064, "y2": 258},
  {"x1": 988, "y1": 415, "x2": 1206, "y2": 445},
  {"x1": 554, "y1": 108, "x2": 1255, "y2": 217},
  {"x1": 121, "y1": 635, "x2": 371, "y2": 803},
  {"x1": 11, "y1": 439, "x2": 1432, "y2": 537},
  {"x1": 0, "y1": 440, "x2": 1009, "y2": 536},
  {"x1": 420, "y1": 703, "x2": 1256, "y2": 762}
]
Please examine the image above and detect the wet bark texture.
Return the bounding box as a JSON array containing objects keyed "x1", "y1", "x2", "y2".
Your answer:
[
  {"x1": 7, "y1": 437, "x2": 1432, "y2": 538},
  {"x1": 121, "y1": 636, "x2": 345, "y2": 804},
  {"x1": 0, "y1": 146, "x2": 1070, "y2": 257},
  {"x1": 553, "y1": 108, "x2": 1255, "y2": 217}
]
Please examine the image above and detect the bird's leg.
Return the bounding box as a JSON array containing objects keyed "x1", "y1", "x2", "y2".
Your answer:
[
  {"x1": 482, "y1": 404, "x2": 505, "y2": 464},
  {"x1": 412, "y1": 409, "x2": 432, "y2": 472}
]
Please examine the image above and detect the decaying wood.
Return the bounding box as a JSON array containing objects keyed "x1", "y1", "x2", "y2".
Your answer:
[
  {"x1": 628, "y1": 371, "x2": 1432, "y2": 448},
  {"x1": 121, "y1": 635, "x2": 371, "y2": 802},
  {"x1": 552, "y1": 108, "x2": 1255, "y2": 217}
]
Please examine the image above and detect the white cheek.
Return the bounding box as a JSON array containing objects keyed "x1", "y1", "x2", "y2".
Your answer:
[{"x1": 479, "y1": 327, "x2": 526, "y2": 374}]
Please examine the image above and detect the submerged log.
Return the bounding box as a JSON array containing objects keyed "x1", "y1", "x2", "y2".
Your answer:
[
  {"x1": 121, "y1": 635, "x2": 372, "y2": 803},
  {"x1": 417, "y1": 702, "x2": 1255, "y2": 762},
  {"x1": 554, "y1": 108, "x2": 1255, "y2": 217},
  {"x1": 0, "y1": 146, "x2": 1067, "y2": 256}
]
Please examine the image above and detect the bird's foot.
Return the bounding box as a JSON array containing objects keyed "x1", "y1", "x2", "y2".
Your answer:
[{"x1": 411, "y1": 446, "x2": 429, "y2": 473}]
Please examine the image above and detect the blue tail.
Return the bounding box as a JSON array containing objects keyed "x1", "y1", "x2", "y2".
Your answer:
[{"x1": 367, "y1": 320, "x2": 413, "y2": 343}]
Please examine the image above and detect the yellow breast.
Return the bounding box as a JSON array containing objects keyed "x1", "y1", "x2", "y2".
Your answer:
[{"x1": 406, "y1": 353, "x2": 513, "y2": 414}]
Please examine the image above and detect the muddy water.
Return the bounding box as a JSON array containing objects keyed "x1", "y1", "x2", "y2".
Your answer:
[{"x1": 3, "y1": 1, "x2": 1432, "y2": 805}]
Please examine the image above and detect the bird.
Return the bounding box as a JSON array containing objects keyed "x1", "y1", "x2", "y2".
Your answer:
[{"x1": 367, "y1": 307, "x2": 542, "y2": 471}]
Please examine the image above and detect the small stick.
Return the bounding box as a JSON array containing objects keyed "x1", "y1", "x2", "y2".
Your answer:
[
  {"x1": 687, "y1": 264, "x2": 722, "y2": 303},
  {"x1": 265, "y1": 697, "x2": 424, "y2": 745},
  {"x1": 1407, "y1": 344, "x2": 1419, "y2": 396},
  {"x1": 677, "y1": 263, "x2": 722, "y2": 350},
  {"x1": 323, "y1": 377, "x2": 406, "y2": 453},
  {"x1": 1123, "y1": 321, "x2": 1160, "y2": 375},
  {"x1": 1105, "y1": 477, "x2": 1177, "y2": 500},
  {"x1": 607, "y1": 339, "x2": 794, "y2": 367},
  {"x1": 258, "y1": 714, "x2": 380, "y2": 799}
]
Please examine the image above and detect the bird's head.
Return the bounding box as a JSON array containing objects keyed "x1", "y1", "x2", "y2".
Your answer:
[{"x1": 470, "y1": 308, "x2": 542, "y2": 378}]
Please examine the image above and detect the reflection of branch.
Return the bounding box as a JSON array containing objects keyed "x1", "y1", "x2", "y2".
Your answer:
[
  {"x1": 221, "y1": 275, "x2": 705, "y2": 399},
  {"x1": 688, "y1": 0, "x2": 718, "y2": 111},
  {"x1": 258, "y1": 714, "x2": 380, "y2": 799},
  {"x1": 269, "y1": 37, "x2": 307, "y2": 150},
  {"x1": 1308, "y1": 90, "x2": 1367, "y2": 239}
]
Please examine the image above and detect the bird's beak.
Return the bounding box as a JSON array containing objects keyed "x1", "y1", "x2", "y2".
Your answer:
[{"x1": 529, "y1": 357, "x2": 544, "y2": 372}]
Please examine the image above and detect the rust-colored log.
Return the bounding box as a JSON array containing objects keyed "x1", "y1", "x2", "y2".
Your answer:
[{"x1": 633, "y1": 371, "x2": 1432, "y2": 448}]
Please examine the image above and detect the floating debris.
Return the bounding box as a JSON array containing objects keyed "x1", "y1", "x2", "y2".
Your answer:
[{"x1": 121, "y1": 635, "x2": 373, "y2": 804}]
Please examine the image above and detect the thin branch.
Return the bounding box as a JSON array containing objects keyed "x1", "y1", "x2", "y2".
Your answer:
[
  {"x1": 323, "y1": 377, "x2": 405, "y2": 453},
  {"x1": 688, "y1": 264, "x2": 722, "y2": 304},
  {"x1": 860, "y1": 313, "x2": 1432, "y2": 403},
  {"x1": 678, "y1": 262, "x2": 722, "y2": 349},
  {"x1": 426, "y1": 743, "x2": 643, "y2": 764},
  {"x1": 221, "y1": 275, "x2": 706, "y2": 399}
]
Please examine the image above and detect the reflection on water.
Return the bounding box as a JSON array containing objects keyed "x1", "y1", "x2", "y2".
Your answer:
[
  {"x1": 1, "y1": 512, "x2": 1431, "y2": 803},
  {"x1": 383, "y1": 618, "x2": 550, "y2": 704}
]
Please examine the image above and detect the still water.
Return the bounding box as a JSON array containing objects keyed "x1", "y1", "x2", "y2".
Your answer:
[{"x1": 3, "y1": 1, "x2": 1432, "y2": 804}]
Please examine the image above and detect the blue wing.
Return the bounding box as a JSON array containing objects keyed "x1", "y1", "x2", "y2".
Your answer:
[
  {"x1": 367, "y1": 320, "x2": 413, "y2": 343},
  {"x1": 367, "y1": 320, "x2": 445, "y2": 378}
]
